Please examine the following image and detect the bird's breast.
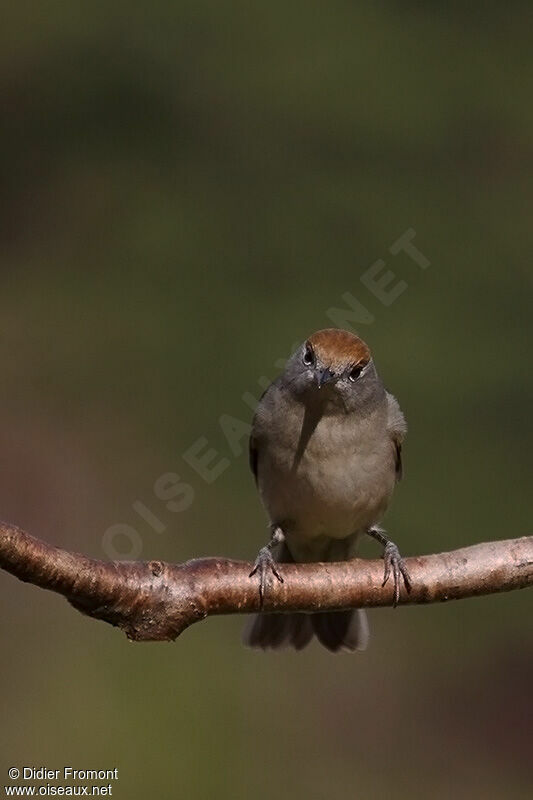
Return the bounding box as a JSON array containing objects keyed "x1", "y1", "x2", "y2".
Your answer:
[{"x1": 256, "y1": 407, "x2": 395, "y2": 541}]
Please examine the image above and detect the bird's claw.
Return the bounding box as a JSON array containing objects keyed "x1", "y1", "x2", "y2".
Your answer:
[
  {"x1": 382, "y1": 541, "x2": 411, "y2": 607},
  {"x1": 249, "y1": 546, "x2": 283, "y2": 607}
]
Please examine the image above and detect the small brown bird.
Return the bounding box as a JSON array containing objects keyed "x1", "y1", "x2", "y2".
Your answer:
[{"x1": 243, "y1": 328, "x2": 410, "y2": 652}]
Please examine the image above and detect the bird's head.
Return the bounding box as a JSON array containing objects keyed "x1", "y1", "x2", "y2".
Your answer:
[{"x1": 284, "y1": 328, "x2": 383, "y2": 413}]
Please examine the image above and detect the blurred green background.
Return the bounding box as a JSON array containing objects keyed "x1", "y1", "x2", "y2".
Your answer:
[{"x1": 1, "y1": 3, "x2": 532, "y2": 798}]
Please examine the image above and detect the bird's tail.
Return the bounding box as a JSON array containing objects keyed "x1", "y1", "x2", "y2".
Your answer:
[
  {"x1": 242, "y1": 607, "x2": 369, "y2": 652},
  {"x1": 242, "y1": 540, "x2": 369, "y2": 653}
]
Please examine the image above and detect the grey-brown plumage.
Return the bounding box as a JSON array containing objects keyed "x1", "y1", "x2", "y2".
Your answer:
[{"x1": 243, "y1": 329, "x2": 409, "y2": 652}]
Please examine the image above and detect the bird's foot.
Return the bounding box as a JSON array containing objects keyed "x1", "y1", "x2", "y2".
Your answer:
[
  {"x1": 367, "y1": 527, "x2": 411, "y2": 607},
  {"x1": 249, "y1": 526, "x2": 284, "y2": 607},
  {"x1": 249, "y1": 547, "x2": 283, "y2": 607},
  {"x1": 382, "y1": 541, "x2": 411, "y2": 607}
]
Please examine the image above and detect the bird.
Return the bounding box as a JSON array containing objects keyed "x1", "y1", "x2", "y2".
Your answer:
[{"x1": 243, "y1": 328, "x2": 410, "y2": 652}]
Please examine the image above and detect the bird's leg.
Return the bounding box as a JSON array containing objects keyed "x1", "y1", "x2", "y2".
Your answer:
[
  {"x1": 367, "y1": 526, "x2": 411, "y2": 607},
  {"x1": 249, "y1": 524, "x2": 285, "y2": 607}
]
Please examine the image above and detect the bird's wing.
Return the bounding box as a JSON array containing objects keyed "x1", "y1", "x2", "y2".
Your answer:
[
  {"x1": 248, "y1": 384, "x2": 271, "y2": 485},
  {"x1": 249, "y1": 430, "x2": 259, "y2": 484},
  {"x1": 386, "y1": 391, "x2": 407, "y2": 481},
  {"x1": 248, "y1": 377, "x2": 284, "y2": 484}
]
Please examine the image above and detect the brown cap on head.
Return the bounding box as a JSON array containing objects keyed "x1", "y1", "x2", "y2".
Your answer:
[{"x1": 307, "y1": 328, "x2": 371, "y2": 370}]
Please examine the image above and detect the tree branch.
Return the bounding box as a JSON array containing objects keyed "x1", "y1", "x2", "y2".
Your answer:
[{"x1": 0, "y1": 521, "x2": 531, "y2": 641}]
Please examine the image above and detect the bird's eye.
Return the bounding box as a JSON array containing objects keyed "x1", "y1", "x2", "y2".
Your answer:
[
  {"x1": 348, "y1": 364, "x2": 363, "y2": 382},
  {"x1": 302, "y1": 344, "x2": 315, "y2": 366}
]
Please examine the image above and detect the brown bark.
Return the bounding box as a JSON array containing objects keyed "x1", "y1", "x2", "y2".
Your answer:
[{"x1": 0, "y1": 521, "x2": 531, "y2": 642}]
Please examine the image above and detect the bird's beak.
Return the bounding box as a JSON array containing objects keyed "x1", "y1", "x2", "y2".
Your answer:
[{"x1": 317, "y1": 367, "x2": 337, "y2": 388}]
